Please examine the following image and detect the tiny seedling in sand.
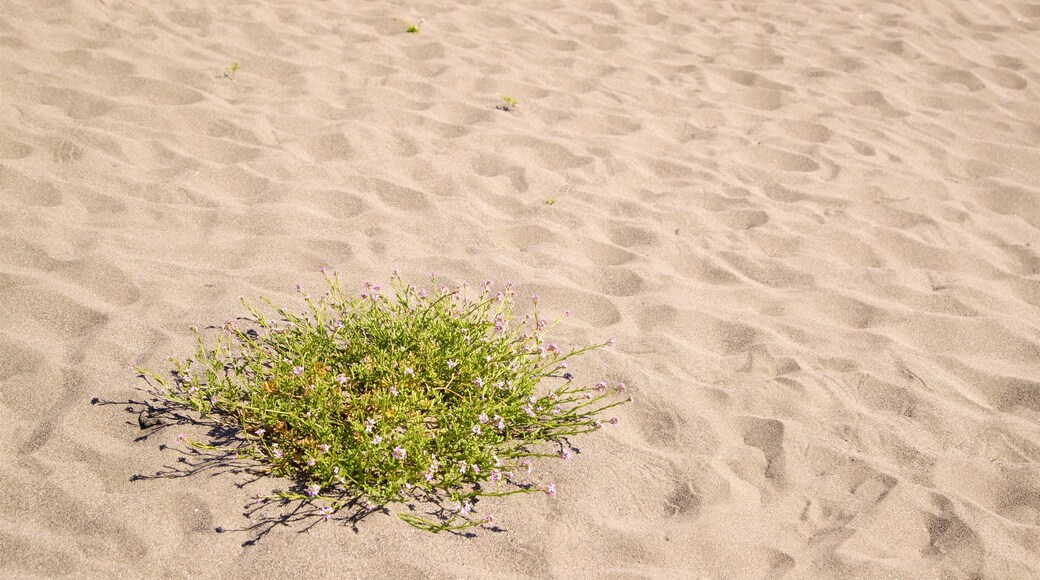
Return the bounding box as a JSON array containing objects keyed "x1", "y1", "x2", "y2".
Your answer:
[
  {"x1": 140, "y1": 271, "x2": 628, "y2": 532},
  {"x1": 222, "y1": 62, "x2": 240, "y2": 80},
  {"x1": 497, "y1": 95, "x2": 519, "y2": 112},
  {"x1": 544, "y1": 196, "x2": 558, "y2": 206},
  {"x1": 406, "y1": 18, "x2": 425, "y2": 33}
]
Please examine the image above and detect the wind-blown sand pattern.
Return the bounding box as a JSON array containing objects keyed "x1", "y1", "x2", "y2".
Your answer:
[{"x1": 2, "y1": 0, "x2": 1040, "y2": 577}]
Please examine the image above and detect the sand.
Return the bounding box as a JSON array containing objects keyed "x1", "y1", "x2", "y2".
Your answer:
[{"x1": 2, "y1": 0, "x2": 1039, "y2": 577}]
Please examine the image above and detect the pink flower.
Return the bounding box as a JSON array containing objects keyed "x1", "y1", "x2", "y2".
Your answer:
[
  {"x1": 606, "y1": 337, "x2": 616, "y2": 347},
  {"x1": 320, "y1": 444, "x2": 331, "y2": 453},
  {"x1": 176, "y1": 433, "x2": 186, "y2": 443},
  {"x1": 306, "y1": 484, "x2": 320, "y2": 497},
  {"x1": 545, "y1": 483, "x2": 557, "y2": 498},
  {"x1": 292, "y1": 366, "x2": 304, "y2": 376},
  {"x1": 404, "y1": 367, "x2": 414, "y2": 376},
  {"x1": 482, "y1": 514, "x2": 495, "y2": 527},
  {"x1": 616, "y1": 382, "x2": 627, "y2": 394},
  {"x1": 560, "y1": 449, "x2": 571, "y2": 460},
  {"x1": 336, "y1": 374, "x2": 348, "y2": 384},
  {"x1": 521, "y1": 458, "x2": 532, "y2": 473},
  {"x1": 472, "y1": 424, "x2": 482, "y2": 435},
  {"x1": 392, "y1": 446, "x2": 406, "y2": 460},
  {"x1": 364, "y1": 419, "x2": 375, "y2": 432},
  {"x1": 319, "y1": 506, "x2": 332, "y2": 521},
  {"x1": 478, "y1": 413, "x2": 489, "y2": 424},
  {"x1": 446, "y1": 360, "x2": 458, "y2": 369},
  {"x1": 371, "y1": 435, "x2": 382, "y2": 445},
  {"x1": 254, "y1": 428, "x2": 265, "y2": 437},
  {"x1": 489, "y1": 469, "x2": 502, "y2": 483}
]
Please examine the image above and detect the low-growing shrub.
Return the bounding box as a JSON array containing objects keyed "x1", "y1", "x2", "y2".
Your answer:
[{"x1": 141, "y1": 271, "x2": 628, "y2": 532}]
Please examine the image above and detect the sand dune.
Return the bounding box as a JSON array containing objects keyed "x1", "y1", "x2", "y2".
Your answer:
[{"x1": 2, "y1": 0, "x2": 1039, "y2": 577}]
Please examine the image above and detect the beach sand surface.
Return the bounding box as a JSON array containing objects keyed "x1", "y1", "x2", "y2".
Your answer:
[{"x1": 2, "y1": 0, "x2": 1039, "y2": 577}]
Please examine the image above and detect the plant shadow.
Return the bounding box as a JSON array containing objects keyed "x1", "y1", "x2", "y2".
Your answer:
[{"x1": 93, "y1": 379, "x2": 383, "y2": 546}]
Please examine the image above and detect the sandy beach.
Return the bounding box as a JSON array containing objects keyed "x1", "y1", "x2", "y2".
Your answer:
[{"x1": 2, "y1": 0, "x2": 1040, "y2": 577}]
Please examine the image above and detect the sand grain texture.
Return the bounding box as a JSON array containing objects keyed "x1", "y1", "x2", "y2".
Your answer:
[{"x1": 2, "y1": 0, "x2": 1040, "y2": 577}]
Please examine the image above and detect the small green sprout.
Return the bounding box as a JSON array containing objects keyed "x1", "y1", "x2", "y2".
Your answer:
[
  {"x1": 544, "y1": 196, "x2": 558, "y2": 206},
  {"x1": 406, "y1": 18, "x2": 425, "y2": 33},
  {"x1": 222, "y1": 62, "x2": 240, "y2": 80},
  {"x1": 497, "y1": 95, "x2": 519, "y2": 112}
]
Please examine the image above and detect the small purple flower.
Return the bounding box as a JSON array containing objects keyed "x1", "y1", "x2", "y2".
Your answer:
[
  {"x1": 460, "y1": 501, "x2": 473, "y2": 515},
  {"x1": 446, "y1": 360, "x2": 458, "y2": 369},
  {"x1": 478, "y1": 413, "x2": 489, "y2": 424},
  {"x1": 458, "y1": 461, "x2": 469, "y2": 474},
  {"x1": 531, "y1": 294, "x2": 540, "y2": 305},
  {"x1": 494, "y1": 415, "x2": 506, "y2": 431},
  {"x1": 389, "y1": 386, "x2": 399, "y2": 396},
  {"x1": 606, "y1": 337, "x2": 616, "y2": 347},
  {"x1": 254, "y1": 428, "x2": 265, "y2": 437},
  {"x1": 489, "y1": 469, "x2": 502, "y2": 483},
  {"x1": 306, "y1": 458, "x2": 316, "y2": 467},
  {"x1": 336, "y1": 374, "x2": 348, "y2": 385},
  {"x1": 546, "y1": 343, "x2": 560, "y2": 354},
  {"x1": 616, "y1": 382, "x2": 627, "y2": 394},
  {"x1": 176, "y1": 433, "x2": 187, "y2": 443},
  {"x1": 471, "y1": 464, "x2": 480, "y2": 474},
  {"x1": 521, "y1": 459, "x2": 532, "y2": 473},
  {"x1": 319, "y1": 266, "x2": 328, "y2": 274},
  {"x1": 560, "y1": 449, "x2": 571, "y2": 460},
  {"x1": 319, "y1": 506, "x2": 332, "y2": 521},
  {"x1": 553, "y1": 405, "x2": 562, "y2": 414},
  {"x1": 593, "y1": 420, "x2": 603, "y2": 429},
  {"x1": 272, "y1": 445, "x2": 283, "y2": 459},
  {"x1": 295, "y1": 283, "x2": 304, "y2": 293},
  {"x1": 364, "y1": 419, "x2": 375, "y2": 433},
  {"x1": 306, "y1": 484, "x2": 320, "y2": 497},
  {"x1": 474, "y1": 377, "x2": 484, "y2": 388},
  {"x1": 472, "y1": 424, "x2": 482, "y2": 435},
  {"x1": 546, "y1": 483, "x2": 557, "y2": 498},
  {"x1": 320, "y1": 444, "x2": 331, "y2": 453},
  {"x1": 523, "y1": 404, "x2": 536, "y2": 417},
  {"x1": 371, "y1": 435, "x2": 382, "y2": 445},
  {"x1": 404, "y1": 367, "x2": 414, "y2": 376},
  {"x1": 482, "y1": 514, "x2": 495, "y2": 527},
  {"x1": 292, "y1": 366, "x2": 304, "y2": 376},
  {"x1": 392, "y1": 446, "x2": 406, "y2": 460}
]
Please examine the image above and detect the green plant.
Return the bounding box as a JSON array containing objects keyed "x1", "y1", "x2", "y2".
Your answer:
[
  {"x1": 544, "y1": 196, "x2": 558, "y2": 206},
  {"x1": 405, "y1": 18, "x2": 425, "y2": 33},
  {"x1": 222, "y1": 62, "x2": 240, "y2": 80},
  {"x1": 498, "y1": 95, "x2": 519, "y2": 112},
  {"x1": 141, "y1": 271, "x2": 627, "y2": 532}
]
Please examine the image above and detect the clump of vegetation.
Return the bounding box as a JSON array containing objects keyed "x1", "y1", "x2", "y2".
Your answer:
[
  {"x1": 497, "y1": 95, "x2": 519, "y2": 112},
  {"x1": 222, "y1": 62, "x2": 240, "y2": 80},
  {"x1": 141, "y1": 271, "x2": 628, "y2": 532},
  {"x1": 544, "y1": 196, "x2": 558, "y2": 206}
]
